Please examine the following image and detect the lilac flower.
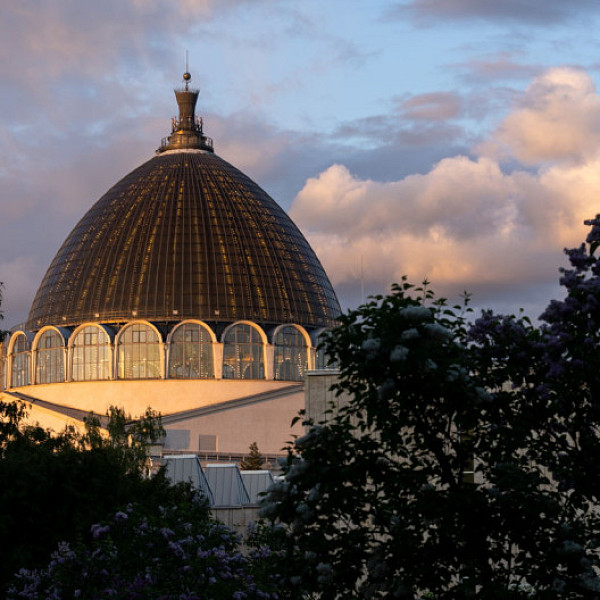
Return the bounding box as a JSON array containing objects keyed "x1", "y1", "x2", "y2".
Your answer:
[
  {"x1": 390, "y1": 345, "x2": 409, "y2": 362},
  {"x1": 90, "y1": 523, "x2": 110, "y2": 539},
  {"x1": 401, "y1": 328, "x2": 420, "y2": 341}
]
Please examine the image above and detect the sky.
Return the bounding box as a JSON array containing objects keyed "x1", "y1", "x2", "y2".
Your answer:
[{"x1": 3, "y1": 0, "x2": 600, "y2": 328}]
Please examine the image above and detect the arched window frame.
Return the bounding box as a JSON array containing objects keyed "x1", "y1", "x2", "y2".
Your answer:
[
  {"x1": 8, "y1": 331, "x2": 33, "y2": 388},
  {"x1": 272, "y1": 324, "x2": 311, "y2": 381},
  {"x1": 0, "y1": 341, "x2": 7, "y2": 391},
  {"x1": 221, "y1": 321, "x2": 267, "y2": 380},
  {"x1": 32, "y1": 327, "x2": 67, "y2": 384},
  {"x1": 68, "y1": 323, "x2": 114, "y2": 382},
  {"x1": 311, "y1": 327, "x2": 336, "y2": 371},
  {"x1": 167, "y1": 320, "x2": 216, "y2": 379},
  {"x1": 115, "y1": 321, "x2": 164, "y2": 380}
]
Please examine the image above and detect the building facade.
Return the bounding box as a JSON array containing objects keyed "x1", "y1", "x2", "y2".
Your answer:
[{"x1": 0, "y1": 73, "x2": 340, "y2": 456}]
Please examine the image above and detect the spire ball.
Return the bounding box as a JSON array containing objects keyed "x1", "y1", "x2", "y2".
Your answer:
[{"x1": 183, "y1": 72, "x2": 191, "y2": 81}]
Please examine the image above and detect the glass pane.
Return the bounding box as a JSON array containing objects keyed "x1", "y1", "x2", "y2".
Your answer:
[
  {"x1": 169, "y1": 323, "x2": 214, "y2": 379},
  {"x1": 117, "y1": 324, "x2": 161, "y2": 379},
  {"x1": 72, "y1": 326, "x2": 111, "y2": 381},
  {"x1": 36, "y1": 330, "x2": 64, "y2": 384},
  {"x1": 315, "y1": 330, "x2": 336, "y2": 370},
  {"x1": 222, "y1": 324, "x2": 264, "y2": 380},
  {"x1": 274, "y1": 326, "x2": 306, "y2": 381},
  {"x1": 11, "y1": 334, "x2": 29, "y2": 387}
]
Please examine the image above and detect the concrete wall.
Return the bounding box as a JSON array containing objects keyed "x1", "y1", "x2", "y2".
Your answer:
[
  {"x1": 305, "y1": 370, "x2": 350, "y2": 424},
  {"x1": 162, "y1": 391, "x2": 304, "y2": 454},
  {"x1": 3, "y1": 378, "x2": 305, "y2": 454},
  {"x1": 11, "y1": 379, "x2": 295, "y2": 416},
  {"x1": 211, "y1": 506, "x2": 262, "y2": 537}
]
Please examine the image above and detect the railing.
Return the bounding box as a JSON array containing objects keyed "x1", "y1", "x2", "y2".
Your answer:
[{"x1": 158, "y1": 135, "x2": 213, "y2": 153}]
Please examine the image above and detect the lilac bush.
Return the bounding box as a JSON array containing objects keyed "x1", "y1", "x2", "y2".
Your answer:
[
  {"x1": 264, "y1": 230, "x2": 600, "y2": 600},
  {"x1": 8, "y1": 494, "x2": 280, "y2": 600}
]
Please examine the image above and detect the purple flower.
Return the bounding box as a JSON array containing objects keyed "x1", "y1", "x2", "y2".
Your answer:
[{"x1": 90, "y1": 523, "x2": 110, "y2": 539}]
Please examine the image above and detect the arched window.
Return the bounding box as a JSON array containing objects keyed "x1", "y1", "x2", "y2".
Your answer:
[
  {"x1": 315, "y1": 329, "x2": 335, "y2": 370},
  {"x1": 11, "y1": 333, "x2": 30, "y2": 387},
  {"x1": 117, "y1": 323, "x2": 161, "y2": 379},
  {"x1": 72, "y1": 325, "x2": 111, "y2": 381},
  {"x1": 274, "y1": 326, "x2": 307, "y2": 381},
  {"x1": 0, "y1": 343, "x2": 6, "y2": 391},
  {"x1": 169, "y1": 322, "x2": 214, "y2": 379},
  {"x1": 35, "y1": 330, "x2": 65, "y2": 384},
  {"x1": 222, "y1": 323, "x2": 264, "y2": 380}
]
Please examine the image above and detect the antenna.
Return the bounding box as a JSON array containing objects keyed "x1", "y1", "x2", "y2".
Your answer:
[{"x1": 183, "y1": 50, "x2": 191, "y2": 90}]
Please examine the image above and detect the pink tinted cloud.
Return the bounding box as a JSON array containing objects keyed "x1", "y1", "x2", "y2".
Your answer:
[
  {"x1": 456, "y1": 53, "x2": 541, "y2": 83},
  {"x1": 481, "y1": 67, "x2": 600, "y2": 164},
  {"x1": 290, "y1": 67, "x2": 600, "y2": 313},
  {"x1": 398, "y1": 92, "x2": 462, "y2": 121}
]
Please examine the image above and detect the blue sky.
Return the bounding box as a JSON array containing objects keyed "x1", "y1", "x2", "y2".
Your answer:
[{"x1": 3, "y1": 0, "x2": 600, "y2": 327}]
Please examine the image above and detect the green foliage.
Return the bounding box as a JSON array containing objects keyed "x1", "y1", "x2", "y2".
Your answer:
[
  {"x1": 240, "y1": 441, "x2": 265, "y2": 470},
  {"x1": 83, "y1": 405, "x2": 165, "y2": 473},
  {"x1": 8, "y1": 495, "x2": 281, "y2": 600},
  {"x1": 0, "y1": 401, "x2": 181, "y2": 594},
  {"x1": 264, "y1": 275, "x2": 600, "y2": 599}
]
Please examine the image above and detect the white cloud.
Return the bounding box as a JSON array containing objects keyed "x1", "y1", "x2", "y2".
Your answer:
[
  {"x1": 481, "y1": 68, "x2": 600, "y2": 164},
  {"x1": 290, "y1": 67, "x2": 600, "y2": 314}
]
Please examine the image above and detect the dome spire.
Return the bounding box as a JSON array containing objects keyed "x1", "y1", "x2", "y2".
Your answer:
[
  {"x1": 184, "y1": 50, "x2": 190, "y2": 90},
  {"x1": 157, "y1": 70, "x2": 214, "y2": 154}
]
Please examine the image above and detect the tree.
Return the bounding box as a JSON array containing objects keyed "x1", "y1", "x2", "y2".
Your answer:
[
  {"x1": 0, "y1": 402, "x2": 178, "y2": 593},
  {"x1": 0, "y1": 401, "x2": 283, "y2": 598},
  {"x1": 240, "y1": 441, "x2": 265, "y2": 470},
  {"x1": 8, "y1": 494, "x2": 281, "y2": 600},
  {"x1": 263, "y1": 219, "x2": 600, "y2": 599},
  {"x1": 83, "y1": 405, "x2": 166, "y2": 474}
]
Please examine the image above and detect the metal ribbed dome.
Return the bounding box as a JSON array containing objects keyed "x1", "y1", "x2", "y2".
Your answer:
[{"x1": 26, "y1": 77, "x2": 340, "y2": 331}]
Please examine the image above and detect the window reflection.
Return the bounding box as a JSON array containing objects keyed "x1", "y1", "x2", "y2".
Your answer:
[
  {"x1": 35, "y1": 330, "x2": 64, "y2": 384},
  {"x1": 274, "y1": 326, "x2": 307, "y2": 381},
  {"x1": 0, "y1": 343, "x2": 6, "y2": 390},
  {"x1": 72, "y1": 325, "x2": 111, "y2": 381},
  {"x1": 315, "y1": 330, "x2": 336, "y2": 370},
  {"x1": 169, "y1": 322, "x2": 214, "y2": 379},
  {"x1": 222, "y1": 323, "x2": 264, "y2": 380},
  {"x1": 117, "y1": 323, "x2": 161, "y2": 379},
  {"x1": 11, "y1": 334, "x2": 29, "y2": 387}
]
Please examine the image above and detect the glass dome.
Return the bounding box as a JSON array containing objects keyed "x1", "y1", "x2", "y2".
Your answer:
[{"x1": 26, "y1": 75, "x2": 340, "y2": 332}]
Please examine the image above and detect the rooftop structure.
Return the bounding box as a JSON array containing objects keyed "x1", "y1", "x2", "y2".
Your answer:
[
  {"x1": 1, "y1": 72, "x2": 340, "y2": 456},
  {"x1": 27, "y1": 73, "x2": 339, "y2": 331}
]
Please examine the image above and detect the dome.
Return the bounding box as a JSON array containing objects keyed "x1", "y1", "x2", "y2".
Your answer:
[{"x1": 26, "y1": 76, "x2": 340, "y2": 331}]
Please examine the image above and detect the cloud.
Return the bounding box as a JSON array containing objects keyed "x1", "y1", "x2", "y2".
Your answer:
[
  {"x1": 455, "y1": 53, "x2": 542, "y2": 83},
  {"x1": 481, "y1": 67, "x2": 600, "y2": 164},
  {"x1": 1, "y1": 0, "x2": 597, "y2": 329},
  {"x1": 0, "y1": 1, "x2": 259, "y2": 126},
  {"x1": 290, "y1": 67, "x2": 600, "y2": 316},
  {"x1": 392, "y1": 0, "x2": 597, "y2": 25},
  {"x1": 398, "y1": 92, "x2": 462, "y2": 121},
  {"x1": 0, "y1": 257, "x2": 43, "y2": 330}
]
